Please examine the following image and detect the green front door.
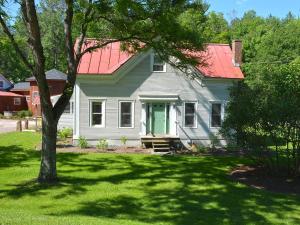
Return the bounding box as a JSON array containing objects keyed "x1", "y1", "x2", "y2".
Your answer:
[{"x1": 152, "y1": 103, "x2": 166, "y2": 135}]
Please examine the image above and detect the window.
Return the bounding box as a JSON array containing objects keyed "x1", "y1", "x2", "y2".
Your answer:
[
  {"x1": 152, "y1": 54, "x2": 166, "y2": 72},
  {"x1": 26, "y1": 96, "x2": 30, "y2": 102},
  {"x1": 0, "y1": 81, "x2": 3, "y2": 88},
  {"x1": 211, "y1": 103, "x2": 222, "y2": 127},
  {"x1": 119, "y1": 101, "x2": 134, "y2": 128},
  {"x1": 184, "y1": 102, "x2": 197, "y2": 128},
  {"x1": 64, "y1": 102, "x2": 74, "y2": 114},
  {"x1": 14, "y1": 97, "x2": 21, "y2": 105},
  {"x1": 90, "y1": 101, "x2": 105, "y2": 127}
]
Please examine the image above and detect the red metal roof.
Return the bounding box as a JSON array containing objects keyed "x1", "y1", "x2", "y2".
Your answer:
[
  {"x1": 77, "y1": 40, "x2": 133, "y2": 75},
  {"x1": 0, "y1": 91, "x2": 24, "y2": 97},
  {"x1": 77, "y1": 41, "x2": 244, "y2": 79},
  {"x1": 196, "y1": 44, "x2": 244, "y2": 79}
]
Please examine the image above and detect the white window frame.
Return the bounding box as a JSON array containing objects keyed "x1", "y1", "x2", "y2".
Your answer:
[
  {"x1": 89, "y1": 100, "x2": 106, "y2": 128},
  {"x1": 151, "y1": 53, "x2": 166, "y2": 72},
  {"x1": 183, "y1": 101, "x2": 197, "y2": 128},
  {"x1": 209, "y1": 101, "x2": 224, "y2": 128},
  {"x1": 118, "y1": 100, "x2": 135, "y2": 129},
  {"x1": 14, "y1": 97, "x2": 21, "y2": 105}
]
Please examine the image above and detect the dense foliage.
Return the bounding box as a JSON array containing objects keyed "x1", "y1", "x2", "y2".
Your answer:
[{"x1": 220, "y1": 11, "x2": 300, "y2": 176}]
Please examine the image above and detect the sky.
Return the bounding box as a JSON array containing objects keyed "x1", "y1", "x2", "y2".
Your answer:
[
  {"x1": 4, "y1": 0, "x2": 300, "y2": 20},
  {"x1": 206, "y1": 0, "x2": 300, "y2": 20}
]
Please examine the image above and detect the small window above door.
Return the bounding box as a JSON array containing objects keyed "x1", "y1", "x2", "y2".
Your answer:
[{"x1": 152, "y1": 54, "x2": 166, "y2": 72}]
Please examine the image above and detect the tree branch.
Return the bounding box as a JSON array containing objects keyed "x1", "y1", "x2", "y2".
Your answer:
[
  {"x1": 52, "y1": 0, "x2": 77, "y2": 120},
  {"x1": 75, "y1": 0, "x2": 94, "y2": 62},
  {"x1": 22, "y1": 0, "x2": 53, "y2": 116},
  {"x1": 0, "y1": 14, "x2": 33, "y2": 71},
  {"x1": 78, "y1": 36, "x2": 138, "y2": 59}
]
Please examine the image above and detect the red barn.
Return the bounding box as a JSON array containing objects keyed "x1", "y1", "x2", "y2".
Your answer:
[
  {"x1": 26, "y1": 69, "x2": 67, "y2": 116},
  {"x1": 0, "y1": 91, "x2": 27, "y2": 113}
]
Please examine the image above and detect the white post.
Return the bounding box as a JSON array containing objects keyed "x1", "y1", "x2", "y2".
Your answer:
[
  {"x1": 140, "y1": 102, "x2": 146, "y2": 136},
  {"x1": 169, "y1": 102, "x2": 177, "y2": 136}
]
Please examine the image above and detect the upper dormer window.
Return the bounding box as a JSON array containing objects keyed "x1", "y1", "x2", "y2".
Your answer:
[{"x1": 152, "y1": 54, "x2": 166, "y2": 72}]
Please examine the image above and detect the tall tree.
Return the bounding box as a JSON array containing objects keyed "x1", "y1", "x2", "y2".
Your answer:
[
  {"x1": 38, "y1": 0, "x2": 66, "y2": 70},
  {"x1": 0, "y1": 0, "x2": 208, "y2": 183},
  {"x1": 0, "y1": 34, "x2": 30, "y2": 81},
  {"x1": 204, "y1": 11, "x2": 230, "y2": 43}
]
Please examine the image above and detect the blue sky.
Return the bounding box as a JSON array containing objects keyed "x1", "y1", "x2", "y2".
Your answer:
[
  {"x1": 4, "y1": 0, "x2": 300, "y2": 20},
  {"x1": 206, "y1": 0, "x2": 300, "y2": 20}
]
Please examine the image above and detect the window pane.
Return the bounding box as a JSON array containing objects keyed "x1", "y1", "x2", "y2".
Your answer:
[
  {"x1": 120, "y1": 102, "x2": 132, "y2": 127},
  {"x1": 185, "y1": 103, "x2": 195, "y2": 114},
  {"x1": 121, "y1": 115, "x2": 132, "y2": 127},
  {"x1": 64, "y1": 102, "x2": 70, "y2": 113},
  {"x1": 212, "y1": 104, "x2": 221, "y2": 115},
  {"x1": 92, "y1": 114, "x2": 102, "y2": 125},
  {"x1": 185, "y1": 115, "x2": 195, "y2": 127},
  {"x1": 212, "y1": 115, "x2": 221, "y2": 127},
  {"x1": 153, "y1": 54, "x2": 165, "y2": 72},
  {"x1": 92, "y1": 102, "x2": 102, "y2": 113},
  {"x1": 185, "y1": 103, "x2": 196, "y2": 127},
  {"x1": 121, "y1": 102, "x2": 131, "y2": 114},
  {"x1": 153, "y1": 65, "x2": 164, "y2": 72},
  {"x1": 0, "y1": 81, "x2": 3, "y2": 88},
  {"x1": 211, "y1": 103, "x2": 222, "y2": 127}
]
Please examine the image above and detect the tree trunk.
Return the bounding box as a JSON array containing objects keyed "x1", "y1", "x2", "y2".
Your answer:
[{"x1": 38, "y1": 114, "x2": 58, "y2": 183}]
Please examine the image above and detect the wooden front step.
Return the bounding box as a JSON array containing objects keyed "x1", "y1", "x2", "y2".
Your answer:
[
  {"x1": 152, "y1": 142, "x2": 170, "y2": 152},
  {"x1": 141, "y1": 136, "x2": 180, "y2": 152}
]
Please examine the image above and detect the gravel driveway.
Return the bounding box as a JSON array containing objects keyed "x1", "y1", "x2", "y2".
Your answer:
[
  {"x1": 0, "y1": 119, "x2": 18, "y2": 134},
  {"x1": 0, "y1": 119, "x2": 38, "y2": 134}
]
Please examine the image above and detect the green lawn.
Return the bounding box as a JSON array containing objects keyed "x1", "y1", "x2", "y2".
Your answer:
[{"x1": 0, "y1": 132, "x2": 300, "y2": 225}]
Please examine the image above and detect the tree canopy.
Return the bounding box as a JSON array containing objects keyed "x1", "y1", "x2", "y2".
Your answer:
[
  {"x1": 220, "y1": 11, "x2": 300, "y2": 176},
  {"x1": 0, "y1": 0, "x2": 210, "y2": 183}
]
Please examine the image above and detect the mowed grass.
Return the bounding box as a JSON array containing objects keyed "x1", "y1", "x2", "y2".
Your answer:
[{"x1": 0, "y1": 133, "x2": 300, "y2": 225}]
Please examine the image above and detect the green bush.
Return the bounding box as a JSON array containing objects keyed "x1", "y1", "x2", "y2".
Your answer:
[
  {"x1": 197, "y1": 145, "x2": 209, "y2": 153},
  {"x1": 96, "y1": 138, "x2": 109, "y2": 150},
  {"x1": 58, "y1": 127, "x2": 73, "y2": 140},
  {"x1": 16, "y1": 110, "x2": 32, "y2": 118},
  {"x1": 209, "y1": 133, "x2": 220, "y2": 149},
  {"x1": 120, "y1": 136, "x2": 128, "y2": 146},
  {"x1": 78, "y1": 136, "x2": 88, "y2": 149}
]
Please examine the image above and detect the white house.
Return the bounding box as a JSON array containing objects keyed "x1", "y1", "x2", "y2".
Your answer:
[{"x1": 58, "y1": 40, "x2": 244, "y2": 149}]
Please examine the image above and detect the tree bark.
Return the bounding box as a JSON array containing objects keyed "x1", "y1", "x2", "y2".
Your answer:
[{"x1": 38, "y1": 113, "x2": 58, "y2": 183}]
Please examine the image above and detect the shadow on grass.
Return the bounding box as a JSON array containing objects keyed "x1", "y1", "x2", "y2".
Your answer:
[
  {"x1": 1, "y1": 146, "x2": 300, "y2": 224},
  {"x1": 0, "y1": 145, "x2": 39, "y2": 168}
]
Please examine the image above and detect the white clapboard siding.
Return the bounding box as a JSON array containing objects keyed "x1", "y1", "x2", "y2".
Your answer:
[{"x1": 74, "y1": 54, "x2": 235, "y2": 145}]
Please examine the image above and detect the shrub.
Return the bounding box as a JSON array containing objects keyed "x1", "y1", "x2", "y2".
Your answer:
[
  {"x1": 197, "y1": 145, "x2": 209, "y2": 153},
  {"x1": 78, "y1": 136, "x2": 88, "y2": 149},
  {"x1": 58, "y1": 127, "x2": 73, "y2": 140},
  {"x1": 96, "y1": 138, "x2": 108, "y2": 150},
  {"x1": 16, "y1": 110, "x2": 32, "y2": 118},
  {"x1": 209, "y1": 133, "x2": 220, "y2": 149},
  {"x1": 120, "y1": 136, "x2": 128, "y2": 146}
]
